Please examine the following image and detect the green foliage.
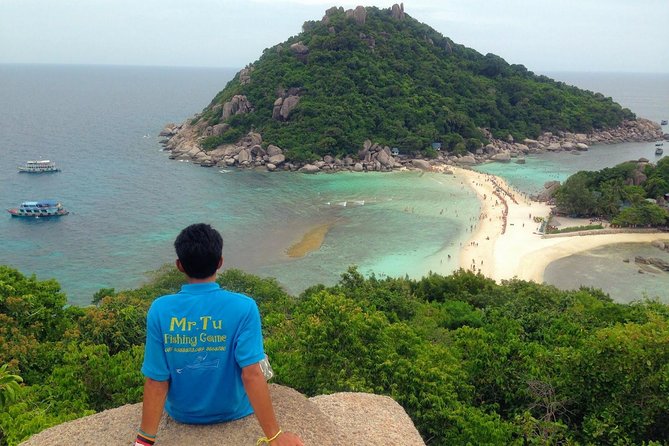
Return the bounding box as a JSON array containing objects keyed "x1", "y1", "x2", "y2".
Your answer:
[
  {"x1": 546, "y1": 224, "x2": 604, "y2": 234},
  {"x1": 2, "y1": 264, "x2": 669, "y2": 445},
  {"x1": 0, "y1": 364, "x2": 22, "y2": 410},
  {"x1": 193, "y1": 7, "x2": 633, "y2": 161},
  {"x1": 612, "y1": 202, "x2": 669, "y2": 227},
  {"x1": 556, "y1": 160, "x2": 669, "y2": 226}
]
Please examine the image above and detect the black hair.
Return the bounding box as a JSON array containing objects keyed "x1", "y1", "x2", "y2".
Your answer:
[{"x1": 174, "y1": 223, "x2": 223, "y2": 279}]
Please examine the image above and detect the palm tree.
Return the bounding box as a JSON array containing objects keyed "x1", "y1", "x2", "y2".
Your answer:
[{"x1": 0, "y1": 364, "x2": 23, "y2": 410}]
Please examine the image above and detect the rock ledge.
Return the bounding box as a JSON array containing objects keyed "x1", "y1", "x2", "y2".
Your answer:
[{"x1": 19, "y1": 385, "x2": 425, "y2": 446}]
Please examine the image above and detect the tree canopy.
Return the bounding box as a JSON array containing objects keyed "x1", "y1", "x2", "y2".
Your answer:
[
  {"x1": 555, "y1": 159, "x2": 669, "y2": 226},
  {"x1": 2, "y1": 265, "x2": 669, "y2": 445}
]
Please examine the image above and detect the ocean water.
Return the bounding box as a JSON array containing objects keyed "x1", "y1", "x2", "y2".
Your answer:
[
  {"x1": 476, "y1": 72, "x2": 669, "y2": 302},
  {"x1": 0, "y1": 64, "x2": 478, "y2": 304},
  {"x1": 1, "y1": 66, "x2": 667, "y2": 304}
]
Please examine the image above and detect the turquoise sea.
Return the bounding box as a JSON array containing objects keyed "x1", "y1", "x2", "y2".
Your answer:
[{"x1": 0, "y1": 65, "x2": 667, "y2": 304}]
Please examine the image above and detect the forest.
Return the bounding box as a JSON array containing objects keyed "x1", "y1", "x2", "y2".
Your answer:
[
  {"x1": 1, "y1": 264, "x2": 668, "y2": 445},
  {"x1": 554, "y1": 157, "x2": 669, "y2": 226},
  {"x1": 193, "y1": 6, "x2": 634, "y2": 161}
]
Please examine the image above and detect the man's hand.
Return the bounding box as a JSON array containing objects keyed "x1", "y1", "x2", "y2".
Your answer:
[
  {"x1": 242, "y1": 363, "x2": 304, "y2": 446},
  {"x1": 270, "y1": 431, "x2": 304, "y2": 445}
]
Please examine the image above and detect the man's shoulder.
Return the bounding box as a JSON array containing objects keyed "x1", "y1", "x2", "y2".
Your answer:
[
  {"x1": 216, "y1": 288, "x2": 259, "y2": 309},
  {"x1": 150, "y1": 287, "x2": 257, "y2": 308}
]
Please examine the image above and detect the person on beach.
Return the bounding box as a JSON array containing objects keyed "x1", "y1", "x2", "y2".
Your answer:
[{"x1": 136, "y1": 223, "x2": 303, "y2": 446}]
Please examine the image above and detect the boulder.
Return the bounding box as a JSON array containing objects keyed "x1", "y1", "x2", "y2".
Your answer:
[
  {"x1": 456, "y1": 155, "x2": 477, "y2": 165},
  {"x1": 18, "y1": 385, "x2": 425, "y2": 446},
  {"x1": 159, "y1": 123, "x2": 178, "y2": 137},
  {"x1": 411, "y1": 159, "x2": 431, "y2": 170},
  {"x1": 249, "y1": 132, "x2": 263, "y2": 146},
  {"x1": 299, "y1": 164, "x2": 320, "y2": 174},
  {"x1": 523, "y1": 138, "x2": 539, "y2": 148},
  {"x1": 272, "y1": 98, "x2": 284, "y2": 120},
  {"x1": 353, "y1": 163, "x2": 364, "y2": 172},
  {"x1": 534, "y1": 181, "x2": 561, "y2": 202},
  {"x1": 348, "y1": 6, "x2": 367, "y2": 25},
  {"x1": 237, "y1": 148, "x2": 251, "y2": 164},
  {"x1": 211, "y1": 123, "x2": 229, "y2": 137},
  {"x1": 576, "y1": 143, "x2": 589, "y2": 150},
  {"x1": 279, "y1": 95, "x2": 300, "y2": 120},
  {"x1": 516, "y1": 158, "x2": 526, "y2": 164},
  {"x1": 390, "y1": 3, "x2": 405, "y2": 20},
  {"x1": 376, "y1": 149, "x2": 394, "y2": 167},
  {"x1": 266, "y1": 163, "x2": 277, "y2": 172},
  {"x1": 289, "y1": 42, "x2": 309, "y2": 56},
  {"x1": 269, "y1": 154, "x2": 286, "y2": 165},
  {"x1": 221, "y1": 95, "x2": 252, "y2": 121},
  {"x1": 490, "y1": 152, "x2": 511, "y2": 162},
  {"x1": 267, "y1": 145, "x2": 283, "y2": 156},
  {"x1": 239, "y1": 67, "x2": 252, "y2": 85}
]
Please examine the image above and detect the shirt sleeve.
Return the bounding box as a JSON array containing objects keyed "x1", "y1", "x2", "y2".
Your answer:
[
  {"x1": 141, "y1": 303, "x2": 170, "y2": 381},
  {"x1": 234, "y1": 301, "x2": 266, "y2": 368}
]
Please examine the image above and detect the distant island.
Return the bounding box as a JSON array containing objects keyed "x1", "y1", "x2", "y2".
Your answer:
[{"x1": 159, "y1": 4, "x2": 664, "y2": 172}]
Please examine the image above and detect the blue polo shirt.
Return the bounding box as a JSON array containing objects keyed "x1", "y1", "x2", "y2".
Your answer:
[{"x1": 141, "y1": 282, "x2": 265, "y2": 424}]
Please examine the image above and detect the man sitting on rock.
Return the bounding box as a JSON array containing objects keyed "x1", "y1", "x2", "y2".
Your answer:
[{"x1": 136, "y1": 223, "x2": 303, "y2": 446}]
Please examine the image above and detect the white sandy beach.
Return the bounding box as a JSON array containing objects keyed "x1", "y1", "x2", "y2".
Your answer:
[{"x1": 444, "y1": 166, "x2": 668, "y2": 284}]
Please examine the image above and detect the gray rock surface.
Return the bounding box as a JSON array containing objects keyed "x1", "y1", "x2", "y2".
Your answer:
[
  {"x1": 411, "y1": 159, "x2": 431, "y2": 170},
  {"x1": 19, "y1": 385, "x2": 423, "y2": 446},
  {"x1": 391, "y1": 3, "x2": 405, "y2": 20},
  {"x1": 490, "y1": 152, "x2": 511, "y2": 162},
  {"x1": 221, "y1": 95, "x2": 252, "y2": 121},
  {"x1": 279, "y1": 95, "x2": 300, "y2": 120},
  {"x1": 299, "y1": 164, "x2": 320, "y2": 174},
  {"x1": 269, "y1": 154, "x2": 286, "y2": 165}
]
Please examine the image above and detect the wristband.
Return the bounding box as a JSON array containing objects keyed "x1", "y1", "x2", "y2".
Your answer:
[
  {"x1": 135, "y1": 431, "x2": 156, "y2": 446},
  {"x1": 257, "y1": 428, "x2": 283, "y2": 445}
]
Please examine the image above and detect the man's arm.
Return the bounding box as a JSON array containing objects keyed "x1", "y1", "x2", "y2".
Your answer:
[
  {"x1": 241, "y1": 363, "x2": 304, "y2": 445},
  {"x1": 140, "y1": 378, "x2": 169, "y2": 437}
]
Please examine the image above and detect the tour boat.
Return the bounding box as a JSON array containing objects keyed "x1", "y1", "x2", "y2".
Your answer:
[
  {"x1": 656, "y1": 142, "x2": 664, "y2": 156},
  {"x1": 18, "y1": 160, "x2": 60, "y2": 173},
  {"x1": 7, "y1": 200, "x2": 69, "y2": 218},
  {"x1": 661, "y1": 119, "x2": 668, "y2": 125}
]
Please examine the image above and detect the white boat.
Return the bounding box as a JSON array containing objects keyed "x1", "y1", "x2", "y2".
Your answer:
[
  {"x1": 7, "y1": 200, "x2": 69, "y2": 218},
  {"x1": 18, "y1": 160, "x2": 60, "y2": 173},
  {"x1": 661, "y1": 119, "x2": 668, "y2": 125},
  {"x1": 656, "y1": 142, "x2": 664, "y2": 155}
]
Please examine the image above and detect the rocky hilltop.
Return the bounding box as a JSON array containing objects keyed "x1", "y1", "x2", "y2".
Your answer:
[
  {"x1": 159, "y1": 4, "x2": 666, "y2": 173},
  {"x1": 19, "y1": 385, "x2": 425, "y2": 446}
]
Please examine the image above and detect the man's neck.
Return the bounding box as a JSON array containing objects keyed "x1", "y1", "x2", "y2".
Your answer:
[{"x1": 186, "y1": 274, "x2": 217, "y2": 284}]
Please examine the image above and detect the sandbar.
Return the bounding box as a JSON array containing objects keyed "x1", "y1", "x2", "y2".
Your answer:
[
  {"x1": 441, "y1": 166, "x2": 667, "y2": 284},
  {"x1": 286, "y1": 223, "x2": 333, "y2": 258}
]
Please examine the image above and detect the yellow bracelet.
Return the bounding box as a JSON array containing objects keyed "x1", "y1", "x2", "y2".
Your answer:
[{"x1": 257, "y1": 428, "x2": 283, "y2": 445}]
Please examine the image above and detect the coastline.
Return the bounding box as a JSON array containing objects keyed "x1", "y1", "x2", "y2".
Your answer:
[
  {"x1": 515, "y1": 233, "x2": 669, "y2": 283},
  {"x1": 447, "y1": 166, "x2": 668, "y2": 284}
]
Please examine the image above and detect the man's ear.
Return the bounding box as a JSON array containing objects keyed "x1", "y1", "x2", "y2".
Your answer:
[
  {"x1": 217, "y1": 257, "x2": 224, "y2": 270},
  {"x1": 176, "y1": 259, "x2": 185, "y2": 273}
]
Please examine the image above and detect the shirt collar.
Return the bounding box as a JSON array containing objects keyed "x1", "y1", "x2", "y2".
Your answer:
[{"x1": 180, "y1": 282, "x2": 220, "y2": 294}]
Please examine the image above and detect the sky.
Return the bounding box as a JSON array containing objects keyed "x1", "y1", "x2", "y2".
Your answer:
[{"x1": 1, "y1": 0, "x2": 668, "y2": 73}]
